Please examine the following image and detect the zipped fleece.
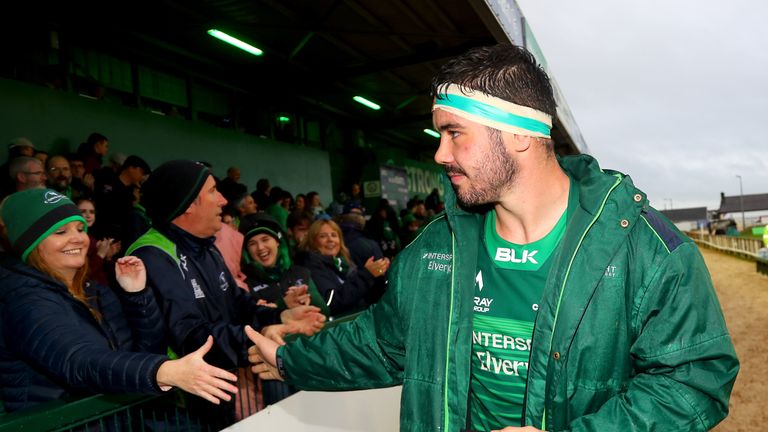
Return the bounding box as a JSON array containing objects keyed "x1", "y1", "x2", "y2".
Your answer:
[{"x1": 280, "y1": 155, "x2": 738, "y2": 431}]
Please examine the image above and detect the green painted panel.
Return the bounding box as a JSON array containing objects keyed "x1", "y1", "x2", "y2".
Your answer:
[
  {"x1": 138, "y1": 66, "x2": 188, "y2": 106},
  {"x1": 0, "y1": 78, "x2": 332, "y2": 203}
]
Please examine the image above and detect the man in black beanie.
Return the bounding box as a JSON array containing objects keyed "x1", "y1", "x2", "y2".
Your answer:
[{"x1": 126, "y1": 160, "x2": 324, "y2": 421}]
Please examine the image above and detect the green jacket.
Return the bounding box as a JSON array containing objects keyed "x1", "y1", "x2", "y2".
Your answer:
[{"x1": 280, "y1": 155, "x2": 738, "y2": 431}]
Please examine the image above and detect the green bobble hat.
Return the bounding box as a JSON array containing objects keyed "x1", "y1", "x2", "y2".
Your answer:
[
  {"x1": 141, "y1": 160, "x2": 211, "y2": 225},
  {"x1": 2, "y1": 188, "x2": 87, "y2": 262}
]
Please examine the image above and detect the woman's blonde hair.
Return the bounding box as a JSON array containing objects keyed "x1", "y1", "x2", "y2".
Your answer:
[
  {"x1": 27, "y1": 247, "x2": 100, "y2": 321},
  {"x1": 299, "y1": 219, "x2": 351, "y2": 264}
]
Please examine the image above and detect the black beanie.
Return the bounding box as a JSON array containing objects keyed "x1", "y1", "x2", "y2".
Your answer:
[
  {"x1": 141, "y1": 160, "x2": 211, "y2": 224},
  {"x1": 239, "y1": 213, "x2": 283, "y2": 243}
]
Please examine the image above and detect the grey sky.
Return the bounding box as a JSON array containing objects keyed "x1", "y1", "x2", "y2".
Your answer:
[{"x1": 517, "y1": 0, "x2": 768, "y2": 211}]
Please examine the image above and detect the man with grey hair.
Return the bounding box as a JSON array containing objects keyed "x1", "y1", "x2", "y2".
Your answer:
[
  {"x1": 10, "y1": 157, "x2": 46, "y2": 193},
  {"x1": 1, "y1": 138, "x2": 37, "y2": 200}
]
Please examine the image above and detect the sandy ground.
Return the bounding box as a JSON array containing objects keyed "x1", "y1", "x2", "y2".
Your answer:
[{"x1": 701, "y1": 246, "x2": 768, "y2": 431}]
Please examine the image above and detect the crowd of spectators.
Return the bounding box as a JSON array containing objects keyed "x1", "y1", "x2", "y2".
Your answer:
[{"x1": 0, "y1": 134, "x2": 443, "y2": 424}]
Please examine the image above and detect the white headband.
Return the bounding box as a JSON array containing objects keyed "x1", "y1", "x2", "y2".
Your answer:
[{"x1": 432, "y1": 84, "x2": 552, "y2": 139}]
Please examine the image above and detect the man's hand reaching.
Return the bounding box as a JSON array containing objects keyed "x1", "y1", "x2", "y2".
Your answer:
[
  {"x1": 245, "y1": 325, "x2": 283, "y2": 381},
  {"x1": 279, "y1": 305, "x2": 325, "y2": 336}
]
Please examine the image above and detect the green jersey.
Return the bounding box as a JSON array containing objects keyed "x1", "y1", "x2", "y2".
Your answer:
[{"x1": 470, "y1": 180, "x2": 575, "y2": 430}]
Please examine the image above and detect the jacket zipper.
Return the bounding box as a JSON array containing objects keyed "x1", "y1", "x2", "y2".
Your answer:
[
  {"x1": 539, "y1": 174, "x2": 623, "y2": 430},
  {"x1": 443, "y1": 232, "x2": 457, "y2": 431}
]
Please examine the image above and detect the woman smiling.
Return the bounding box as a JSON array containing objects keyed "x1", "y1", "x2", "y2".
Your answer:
[
  {"x1": 0, "y1": 189, "x2": 238, "y2": 412},
  {"x1": 296, "y1": 219, "x2": 390, "y2": 316}
]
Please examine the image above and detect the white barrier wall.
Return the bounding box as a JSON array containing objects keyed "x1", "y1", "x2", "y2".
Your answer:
[{"x1": 223, "y1": 386, "x2": 402, "y2": 431}]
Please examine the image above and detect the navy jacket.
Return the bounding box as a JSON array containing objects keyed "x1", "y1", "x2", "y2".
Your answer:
[
  {"x1": 340, "y1": 224, "x2": 384, "y2": 269},
  {"x1": 295, "y1": 250, "x2": 375, "y2": 316},
  {"x1": 130, "y1": 224, "x2": 280, "y2": 370},
  {"x1": 0, "y1": 257, "x2": 167, "y2": 412}
]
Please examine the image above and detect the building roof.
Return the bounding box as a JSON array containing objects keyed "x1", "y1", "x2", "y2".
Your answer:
[
  {"x1": 660, "y1": 207, "x2": 708, "y2": 223},
  {"x1": 718, "y1": 193, "x2": 768, "y2": 213}
]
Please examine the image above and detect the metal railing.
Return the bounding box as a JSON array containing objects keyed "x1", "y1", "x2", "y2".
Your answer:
[
  {"x1": 0, "y1": 392, "x2": 219, "y2": 432},
  {"x1": 687, "y1": 231, "x2": 768, "y2": 276},
  {"x1": 0, "y1": 310, "x2": 364, "y2": 431},
  {"x1": 687, "y1": 232, "x2": 764, "y2": 258}
]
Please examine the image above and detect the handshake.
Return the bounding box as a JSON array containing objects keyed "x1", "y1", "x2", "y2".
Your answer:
[{"x1": 245, "y1": 303, "x2": 326, "y2": 381}]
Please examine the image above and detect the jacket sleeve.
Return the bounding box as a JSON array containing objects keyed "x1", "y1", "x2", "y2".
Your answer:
[
  {"x1": 279, "y1": 260, "x2": 406, "y2": 390},
  {"x1": 306, "y1": 278, "x2": 331, "y2": 316},
  {"x1": 119, "y1": 288, "x2": 167, "y2": 354},
  {"x1": 566, "y1": 243, "x2": 739, "y2": 431},
  {"x1": 135, "y1": 246, "x2": 256, "y2": 369},
  {"x1": 6, "y1": 288, "x2": 166, "y2": 395},
  {"x1": 305, "y1": 257, "x2": 375, "y2": 316}
]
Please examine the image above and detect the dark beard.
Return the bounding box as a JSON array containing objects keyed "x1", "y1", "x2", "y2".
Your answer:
[{"x1": 450, "y1": 128, "x2": 518, "y2": 207}]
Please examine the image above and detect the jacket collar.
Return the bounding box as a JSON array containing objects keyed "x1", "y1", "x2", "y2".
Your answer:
[
  {"x1": 161, "y1": 223, "x2": 216, "y2": 255},
  {"x1": 441, "y1": 154, "x2": 624, "y2": 223},
  {"x1": 0, "y1": 255, "x2": 79, "y2": 301}
]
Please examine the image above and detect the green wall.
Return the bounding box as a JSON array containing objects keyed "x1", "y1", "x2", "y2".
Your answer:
[{"x1": 0, "y1": 78, "x2": 333, "y2": 203}]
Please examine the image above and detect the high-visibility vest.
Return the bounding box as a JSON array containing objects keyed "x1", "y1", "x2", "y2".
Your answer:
[{"x1": 763, "y1": 224, "x2": 768, "y2": 248}]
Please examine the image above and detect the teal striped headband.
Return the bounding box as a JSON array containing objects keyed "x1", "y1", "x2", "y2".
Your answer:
[{"x1": 432, "y1": 84, "x2": 552, "y2": 139}]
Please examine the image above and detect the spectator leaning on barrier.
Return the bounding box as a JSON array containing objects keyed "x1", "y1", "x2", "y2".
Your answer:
[
  {"x1": 294, "y1": 218, "x2": 389, "y2": 317},
  {"x1": 0, "y1": 188, "x2": 238, "y2": 413},
  {"x1": 240, "y1": 213, "x2": 329, "y2": 315},
  {"x1": 239, "y1": 213, "x2": 330, "y2": 405},
  {"x1": 247, "y1": 44, "x2": 739, "y2": 432},
  {"x1": 126, "y1": 160, "x2": 324, "y2": 367},
  {"x1": 126, "y1": 160, "x2": 324, "y2": 425}
]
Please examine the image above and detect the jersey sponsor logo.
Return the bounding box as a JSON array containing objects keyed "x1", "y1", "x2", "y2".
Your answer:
[
  {"x1": 494, "y1": 248, "x2": 538, "y2": 264},
  {"x1": 427, "y1": 260, "x2": 452, "y2": 273},
  {"x1": 191, "y1": 279, "x2": 205, "y2": 299},
  {"x1": 604, "y1": 265, "x2": 617, "y2": 278},
  {"x1": 421, "y1": 252, "x2": 452, "y2": 261},
  {"x1": 474, "y1": 270, "x2": 493, "y2": 312},
  {"x1": 473, "y1": 331, "x2": 532, "y2": 376},
  {"x1": 474, "y1": 296, "x2": 494, "y2": 313},
  {"x1": 252, "y1": 283, "x2": 269, "y2": 293},
  {"x1": 179, "y1": 254, "x2": 189, "y2": 272},
  {"x1": 476, "y1": 270, "x2": 484, "y2": 291},
  {"x1": 475, "y1": 351, "x2": 529, "y2": 376}
]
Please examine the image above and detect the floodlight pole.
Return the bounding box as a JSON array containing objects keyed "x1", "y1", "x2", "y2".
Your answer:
[{"x1": 736, "y1": 175, "x2": 745, "y2": 230}]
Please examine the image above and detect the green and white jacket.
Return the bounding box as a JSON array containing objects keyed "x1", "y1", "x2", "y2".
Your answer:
[{"x1": 280, "y1": 155, "x2": 739, "y2": 431}]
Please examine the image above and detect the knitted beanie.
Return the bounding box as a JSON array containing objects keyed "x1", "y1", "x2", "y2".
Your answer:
[
  {"x1": 239, "y1": 213, "x2": 284, "y2": 243},
  {"x1": 141, "y1": 160, "x2": 211, "y2": 225},
  {"x1": 2, "y1": 189, "x2": 87, "y2": 262}
]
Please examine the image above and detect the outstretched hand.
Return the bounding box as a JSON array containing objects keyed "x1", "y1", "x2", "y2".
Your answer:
[
  {"x1": 115, "y1": 256, "x2": 147, "y2": 293},
  {"x1": 280, "y1": 305, "x2": 325, "y2": 336},
  {"x1": 261, "y1": 324, "x2": 289, "y2": 345},
  {"x1": 156, "y1": 336, "x2": 239, "y2": 404},
  {"x1": 283, "y1": 284, "x2": 311, "y2": 308},
  {"x1": 245, "y1": 325, "x2": 283, "y2": 381},
  {"x1": 364, "y1": 256, "x2": 390, "y2": 278}
]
